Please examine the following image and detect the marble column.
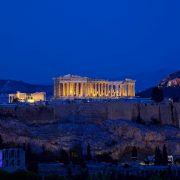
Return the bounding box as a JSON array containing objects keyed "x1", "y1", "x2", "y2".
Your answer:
[
  {"x1": 98, "y1": 83, "x2": 100, "y2": 96},
  {"x1": 99, "y1": 83, "x2": 102, "y2": 96},
  {"x1": 80, "y1": 83, "x2": 83, "y2": 97},
  {"x1": 106, "y1": 84, "x2": 108, "y2": 96},
  {"x1": 102, "y1": 83, "x2": 104, "y2": 96},
  {"x1": 109, "y1": 85, "x2": 111, "y2": 97},
  {"x1": 62, "y1": 83, "x2": 64, "y2": 97},
  {"x1": 115, "y1": 85, "x2": 119, "y2": 97},
  {"x1": 75, "y1": 83, "x2": 78, "y2": 97},
  {"x1": 67, "y1": 82, "x2": 69, "y2": 96},
  {"x1": 58, "y1": 83, "x2": 61, "y2": 97},
  {"x1": 94, "y1": 83, "x2": 97, "y2": 96},
  {"x1": 95, "y1": 83, "x2": 98, "y2": 97}
]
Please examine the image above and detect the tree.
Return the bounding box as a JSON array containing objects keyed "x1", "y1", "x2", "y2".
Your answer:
[
  {"x1": 12, "y1": 98, "x2": 19, "y2": 103},
  {"x1": 151, "y1": 87, "x2": 164, "y2": 103},
  {"x1": 24, "y1": 143, "x2": 38, "y2": 172},
  {"x1": 0, "y1": 134, "x2": 3, "y2": 149},
  {"x1": 57, "y1": 149, "x2": 69, "y2": 164},
  {"x1": 155, "y1": 146, "x2": 163, "y2": 165},
  {"x1": 95, "y1": 152, "x2": 113, "y2": 163},
  {"x1": 131, "y1": 146, "x2": 137, "y2": 160},
  {"x1": 162, "y1": 145, "x2": 168, "y2": 165},
  {"x1": 69, "y1": 144, "x2": 84, "y2": 164},
  {"x1": 86, "y1": 144, "x2": 92, "y2": 161}
]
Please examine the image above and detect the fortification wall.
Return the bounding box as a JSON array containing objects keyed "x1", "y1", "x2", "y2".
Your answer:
[
  {"x1": 0, "y1": 105, "x2": 54, "y2": 123},
  {"x1": 0, "y1": 102, "x2": 179, "y2": 127},
  {"x1": 54, "y1": 101, "x2": 180, "y2": 127}
]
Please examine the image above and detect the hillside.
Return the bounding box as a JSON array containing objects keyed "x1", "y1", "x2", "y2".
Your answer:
[
  {"x1": 160, "y1": 71, "x2": 180, "y2": 87},
  {"x1": 0, "y1": 80, "x2": 53, "y2": 97},
  {"x1": 138, "y1": 70, "x2": 180, "y2": 100},
  {"x1": 0, "y1": 116, "x2": 179, "y2": 159}
]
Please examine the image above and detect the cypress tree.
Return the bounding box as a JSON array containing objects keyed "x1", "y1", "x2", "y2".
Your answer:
[
  {"x1": 155, "y1": 146, "x2": 162, "y2": 165},
  {"x1": 86, "y1": 143, "x2": 92, "y2": 161},
  {"x1": 162, "y1": 144, "x2": 168, "y2": 165},
  {"x1": 131, "y1": 146, "x2": 137, "y2": 160},
  {"x1": 0, "y1": 134, "x2": 3, "y2": 149}
]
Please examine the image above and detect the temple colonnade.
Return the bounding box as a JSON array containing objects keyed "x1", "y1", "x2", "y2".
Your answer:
[{"x1": 54, "y1": 75, "x2": 135, "y2": 99}]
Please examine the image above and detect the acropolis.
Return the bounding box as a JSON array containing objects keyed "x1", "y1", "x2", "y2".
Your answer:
[{"x1": 54, "y1": 74, "x2": 135, "y2": 98}]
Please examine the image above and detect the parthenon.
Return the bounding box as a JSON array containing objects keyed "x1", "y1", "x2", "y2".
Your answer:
[{"x1": 54, "y1": 74, "x2": 135, "y2": 99}]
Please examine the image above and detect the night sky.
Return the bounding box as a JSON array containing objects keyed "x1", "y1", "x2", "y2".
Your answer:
[{"x1": 0, "y1": 0, "x2": 180, "y2": 86}]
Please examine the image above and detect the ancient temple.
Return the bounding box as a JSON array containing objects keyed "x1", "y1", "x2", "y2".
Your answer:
[{"x1": 54, "y1": 74, "x2": 135, "y2": 99}]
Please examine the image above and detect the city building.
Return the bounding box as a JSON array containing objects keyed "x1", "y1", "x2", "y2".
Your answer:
[
  {"x1": 9, "y1": 91, "x2": 46, "y2": 103},
  {"x1": 54, "y1": 74, "x2": 135, "y2": 99},
  {"x1": 0, "y1": 148, "x2": 26, "y2": 172}
]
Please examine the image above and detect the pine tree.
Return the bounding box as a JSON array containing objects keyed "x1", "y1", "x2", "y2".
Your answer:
[{"x1": 162, "y1": 144, "x2": 168, "y2": 165}]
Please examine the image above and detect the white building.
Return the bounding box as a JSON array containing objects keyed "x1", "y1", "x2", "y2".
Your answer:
[
  {"x1": 0, "y1": 148, "x2": 26, "y2": 172},
  {"x1": 9, "y1": 91, "x2": 46, "y2": 103}
]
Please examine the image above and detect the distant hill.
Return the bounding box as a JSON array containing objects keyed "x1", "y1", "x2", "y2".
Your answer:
[
  {"x1": 137, "y1": 70, "x2": 180, "y2": 99},
  {"x1": 0, "y1": 80, "x2": 53, "y2": 97},
  {"x1": 160, "y1": 71, "x2": 180, "y2": 87}
]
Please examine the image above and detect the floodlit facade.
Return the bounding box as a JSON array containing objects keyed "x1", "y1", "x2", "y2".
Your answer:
[
  {"x1": 9, "y1": 91, "x2": 46, "y2": 103},
  {"x1": 54, "y1": 74, "x2": 135, "y2": 99}
]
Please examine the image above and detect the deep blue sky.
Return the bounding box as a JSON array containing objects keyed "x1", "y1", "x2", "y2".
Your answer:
[{"x1": 0, "y1": 0, "x2": 180, "y2": 87}]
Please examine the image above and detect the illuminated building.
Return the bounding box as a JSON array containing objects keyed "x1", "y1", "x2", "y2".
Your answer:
[
  {"x1": 54, "y1": 74, "x2": 135, "y2": 99},
  {"x1": 9, "y1": 91, "x2": 46, "y2": 103},
  {"x1": 0, "y1": 148, "x2": 26, "y2": 172}
]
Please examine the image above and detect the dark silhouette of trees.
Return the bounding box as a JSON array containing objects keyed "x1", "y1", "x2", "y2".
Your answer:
[
  {"x1": 135, "y1": 104, "x2": 145, "y2": 124},
  {"x1": 95, "y1": 152, "x2": 113, "y2": 163},
  {"x1": 162, "y1": 145, "x2": 168, "y2": 165},
  {"x1": 57, "y1": 149, "x2": 69, "y2": 164},
  {"x1": 12, "y1": 98, "x2": 19, "y2": 103},
  {"x1": 151, "y1": 87, "x2": 164, "y2": 103},
  {"x1": 154, "y1": 145, "x2": 169, "y2": 166},
  {"x1": 69, "y1": 144, "x2": 84, "y2": 164},
  {"x1": 23, "y1": 143, "x2": 38, "y2": 172},
  {"x1": 86, "y1": 144, "x2": 92, "y2": 161},
  {"x1": 131, "y1": 146, "x2": 137, "y2": 160},
  {"x1": 155, "y1": 146, "x2": 163, "y2": 165},
  {"x1": 0, "y1": 134, "x2": 3, "y2": 148}
]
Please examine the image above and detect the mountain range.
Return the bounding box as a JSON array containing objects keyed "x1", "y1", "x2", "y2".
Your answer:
[{"x1": 0, "y1": 80, "x2": 53, "y2": 97}]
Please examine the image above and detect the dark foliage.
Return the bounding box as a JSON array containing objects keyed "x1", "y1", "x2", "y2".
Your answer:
[
  {"x1": 69, "y1": 144, "x2": 84, "y2": 164},
  {"x1": 57, "y1": 149, "x2": 69, "y2": 164},
  {"x1": 0, "y1": 170, "x2": 39, "y2": 180},
  {"x1": 154, "y1": 146, "x2": 163, "y2": 165},
  {"x1": 151, "y1": 87, "x2": 164, "y2": 103},
  {"x1": 162, "y1": 145, "x2": 168, "y2": 165},
  {"x1": 0, "y1": 134, "x2": 3, "y2": 149},
  {"x1": 86, "y1": 144, "x2": 92, "y2": 161},
  {"x1": 151, "y1": 118, "x2": 161, "y2": 125},
  {"x1": 95, "y1": 152, "x2": 114, "y2": 163},
  {"x1": 131, "y1": 146, "x2": 137, "y2": 160}
]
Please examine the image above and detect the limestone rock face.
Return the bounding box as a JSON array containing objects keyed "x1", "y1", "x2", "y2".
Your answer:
[
  {"x1": 54, "y1": 102, "x2": 180, "y2": 128},
  {"x1": 0, "y1": 117, "x2": 179, "y2": 159}
]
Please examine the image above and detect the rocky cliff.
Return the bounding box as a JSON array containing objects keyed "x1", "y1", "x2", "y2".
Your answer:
[{"x1": 0, "y1": 101, "x2": 179, "y2": 159}]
